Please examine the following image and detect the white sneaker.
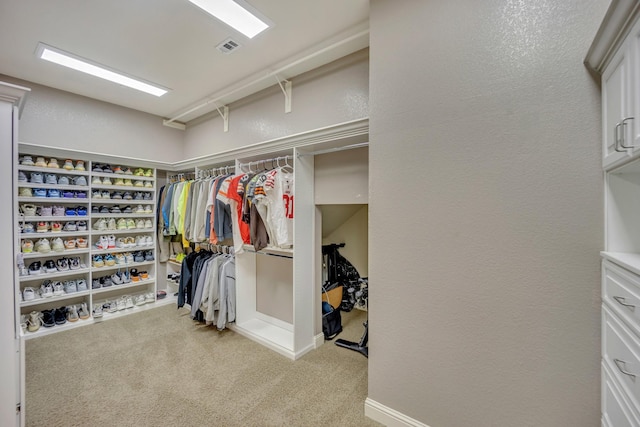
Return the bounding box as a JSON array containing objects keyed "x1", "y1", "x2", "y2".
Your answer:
[
  {"x1": 108, "y1": 235, "x2": 116, "y2": 249},
  {"x1": 23, "y1": 287, "x2": 36, "y2": 301},
  {"x1": 135, "y1": 294, "x2": 146, "y2": 306},
  {"x1": 144, "y1": 219, "x2": 153, "y2": 229},
  {"x1": 95, "y1": 235, "x2": 109, "y2": 250},
  {"x1": 93, "y1": 218, "x2": 107, "y2": 231},
  {"x1": 107, "y1": 218, "x2": 116, "y2": 230},
  {"x1": 35, "y1": 239, "x2": 51, "y2": 253},
  {"x1": 51, "y1": 237, "x2": 65, "y2": 252},
  {"x1": 53, "y1": 282, "x2": 65, "y2": 296},
  {"x1": 145, "y1": 236, "x2": 154, "y2": 246}
]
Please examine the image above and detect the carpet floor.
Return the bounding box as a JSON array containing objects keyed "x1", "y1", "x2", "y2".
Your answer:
[{"x1": 25, "y1": 303, "x2": 379, "y2": 427}]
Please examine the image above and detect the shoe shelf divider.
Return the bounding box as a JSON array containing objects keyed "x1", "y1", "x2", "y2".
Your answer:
[{"x1": 16, "y1": 153, "x2": 159, "y2": 339}]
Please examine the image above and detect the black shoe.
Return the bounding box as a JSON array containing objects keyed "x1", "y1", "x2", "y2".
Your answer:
[
  {"x1": 54, "y1": 307, "x2": 67, "y2": 325},
  {"x1": 42, "y1": 310, "x2": 55, "y2": 328}
]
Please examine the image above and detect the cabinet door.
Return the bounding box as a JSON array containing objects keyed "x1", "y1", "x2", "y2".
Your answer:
[
  {"x1": 629, "y1": 17, "x2": 640, "y2": 157},
  {"x1": 603, "y1": 41, "x2": 632, "y2": 170}
]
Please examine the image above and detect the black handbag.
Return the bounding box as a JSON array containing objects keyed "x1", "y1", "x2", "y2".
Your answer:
[{"x1": 322, "y1": 288, "x2": 342, "y2": 340}]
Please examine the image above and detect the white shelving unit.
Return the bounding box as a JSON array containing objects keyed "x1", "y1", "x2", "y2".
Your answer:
[{"x1": 15, "y1": 154, "x2": 160, "y2": 339}]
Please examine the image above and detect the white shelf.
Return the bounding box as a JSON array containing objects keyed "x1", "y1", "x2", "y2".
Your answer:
[
  {"x1": 91, "y1": 213, "x2": 154, "y2": 218},
  {"x1": 92, "y1": 246, "x2": 154, "y2": 255},
  {"x1": 601, "y1": 252, "x2": 640, "y2": 276},
  {"x1": 20, "y1": 290, "x2": 91, "y2": 308},
  {"x1": 91, "y1": 278, "x2": 156, "y2": 295},
  {"x1": 242, "y1": 244, "x2": 294, "y2": 257},
  {"x1": 229, "y1": 318, "x2": 295, "y2": 358},
  {"x1": 21, "y1": 248, "x2": 90, "y2": 259},
  {"x1": 91, "y1": 228, "x2": 154, "y2": 235},
  {"x1": 17, "y1": 197, "x2": 89, "y2": 204},
  {"x1": 20, "y1": 215, "x2": 89, "y2": 222},
  {"x1": 91, "y1": 171, "x2": 155, "y2": 181},
  {"x1": 20, "y1": 231, "x2": 89, "y2": 239},
  {"x1": 91, "y1": 260, "x2": 154, "y2": 272},
  {"x1": 91, "y1": 199, "x2": 155, "y2": 205},
  {"x1": 18, "y1": 165, "x2": 88, "y2": 176},
  {"x1": 18, "y1": 182, "x2": 89, "y2": 190},
  {"x1": 92, "y1": 184, "x2": 154, "y2": 192},
  {"x1": 19, "y1": 268, "x2": 90, "y2": 282}
]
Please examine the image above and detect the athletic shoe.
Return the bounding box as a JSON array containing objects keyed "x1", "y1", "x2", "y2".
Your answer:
[
  {"x1": 107, "y1": 235, "x2": 116, "y2": 249},
  {"x1": 135, "y1": 236, "x2": 145, "y2": 247},
  {"x1": 58, "y1": 176, "x2": 70, "y2": 185},
  {"x1": 116, "y1": 298, "x2": 126, "y2": 311},
  {"x1": 107, "y1": 218, "x2": 117, "y2": 230},
  {"x1": 113, "y1": 165, "x2": 123, "y2": 174},
  {"x1": 78, "y1": 303, "x2": 90, "y2": 319},
  {"x1": 69, "y1": 257, "x2": 81, "y2": 270},
  {"x1": 27, "y1": 311, "x2": 43, "y2": 332},
  {"x1": 73, "y1": 176, "x2": 87, "y2": 186},
  {"x1": 92, "y1": 190, "x2": 101, "y2": 199},
  {"x1": 35, "y1": 157, "x2": 47, "y2": 167},
  {"x1": 99, "y1": 205, "x2": 109, "y2": 214},
  {"x1": 93, "y1": 218, "x2": 107, "y2": 231},
  {"x1": 92, "y1": 255, "x2": 104, "y2": 268},
  {"x1": 112, "y1": 272, "x2": 123, "y2": 285},
  {"x1": 102, "y1": 276, "x2": 113, "y2": 287},
  {"x1": 41, "y1": 281, "x2": 54, "y2": 298},
  {"x1": 92, "y1": 304, "x2": 103, "y2": 318},
  {"x1": 110, "y1": 205, "x2": 122, "y2": 213},
  {"x1": 115, "y1": 253, "x2": 126, "y2": 264},
  {"x1": 144, "y1": 250, "x2": 154, "y2": 261},
  {"x1": 22, "y1": 223, "x2": 35, "y2": 233},
  {"x1": 63, "y1": 160, "x2": 74, "y2": 170},
  {"x1": 121, "y1": 270, "x2": 132, "y2": 283},
  {"x1": 63, "y1": 221, "x2": 77, "y2": 232},
  {"x1": 56, "y1": 258, "x2": 69, "y2": 271},
  {"x1": 46, "y1": 189, "x2": 60, "y2": 198},
  {"x1": 62, "y1": 190, "x2": 75, "y2": 198},
  {"x1": 41, "y1": 310, "x2": 55, "y2": 328},
  {"x1": 47, "y1": 158, "x2": 60, "y2": 168},
  {"x1": 143, "y1": 192, "x2": 152, "y2": 201},
  {"x1": 66, "y1": 305, "x2": 79, "y2": 322},
  {"x1": 135, "y1": 205, "x2": 145, "y2": 214},
  {"x1": 75, "y1": 161, "x2": 85, "y2": 171},
  {"x1": 140, "y1": 271, "x2": 149, "y2": 280},
  {"x1": 35, "y1": 238, "x2": 50, "y2": 253},
  {"x1": 145, "y1": 292, "x2": 155, "y2": 303},
  {"x1": 124, "y1": 252, "x2": 134, "y2": 264},
  {"x1": 144, "y1": 219, "x2": 153, "y2": 229},
  {"x1": 33, "y1": 188, "x2": 47, "y2": 198},
  {"x1": 116, "y1": 219, "x2": 127, "y2": 230},
  {"x1": 123, "y1": 191, "x2": 133, "y2": 200},
  {"x1": 44, "y1": 174, "x2": 57, "y2": 184},
  {"x1": 103, "y1": 165, "x2": 113, "y2": 174},
  {"x1": 125, "y1": 237, "x2": 136, "y2": 248},
  {"x1": 123, "y1": 167, "x2": 133, "y2": 175},
  {"x1": 123, "y1": 179, "x2": 133, "y2": 187},
  {"x1": 51, "y1": 237, "x2": 64, "y2": 252},
  {"x1": 121, "y1": 205, "x2": 132, "y2": 214},
  {"x1": 114, "y1": 177, "x2": 124, "y2": 186},
  {"x1": 30, "y1": 172, "x2": 43, "y2": 184},
  {"x1": 28, "y1": 261, "x2": 42, "y2": 275},
  {"x1": 51, "y1": 222, "x2": 62, "y2": 233},
  {"x1": 144, "y1": 181, "x2": 153, "y2": 188},
  {"x1": 92, "y1": 164, "x2": 103, "y2": 173},
  {"x1": 111, "y1": 192, "x2": 123, "y2": 201},
  {"x1": 21, "y1": 156, "x2": 34, "y2": 166},
  {"x1": 144, "y1": 169, "x2": 153, "y2": 177},
  {"x1": 43, "y1": 260, "x2": 57, "y2": 273},
  {"x1": 64, "y1": 280, "x2": 77, "y2": 293},
  {"x1": 126, "y1": 219, "x2": 136, "y2": 230},
  {"x1": 76, "y1": 279, "x2": 87, "y2": 292},
  {"x1": 36, "y1": 222, "x2": 49, "y2": 233},
  {"x1": 134, "y1": 180, "x2": 144, "y2": 188},
  {"x1": 19, "y1": 187, "x2": 32, "y2": 197},
  {"x1": 74, "y1": 191, "x2": 87, "y2": 199},
  {"x1": 77, "y1": 221, "x2": 87, "y2": 231},
  {"x1": 101, "y1": 190, "x2": 111, "y2": 199},
  {"x1": 135, "y1": 294, "x2": 146, "y2": 306},
  {"x1": 94, "y1": 235, "x2": 109, "y2": 250},
  {"x1": 92, "y1": 279, "x2": 101, "y2": 289},
  {"x1": 76, "y1": 206, "x2": 87, "y2": 216},
  {"x1": 102, "y1": 177, "x2": 112, "y2": 185},
  {"x1": 125, "y1": 296, "x2": 134, "y2": 309},
  {"x1": 92, "y1": 176, "x2": 102, "y2": 185},
  {"x1": 65, "y1": 207, "x2": 77, "y2": 216},
  {"x1": 134, "y1": 251, "x2": 144, "y2": 263},
  {"x1": 134, "y1": 168, "x2": 144, "y2": 177},
  {"x1": 64, "y1": 238, "x2": 76, "y2": 250},
  {"x1": 18, "y1": 171, "x2": 28, "y2": 182},
  {"x1": 21, "y1": 204, "x2": 36, "y2": 216},
  {"x1": 76, "y1": 238, "x2": 88, "y2": 248},
  {"x1": 52, "y1": 205, "x2": 65, "y2": 216},
  {"x1": 54, "y1": 307, "x2": 66, "y2": 325},
  {"x1": 53, "y1": 282, "x2": 64, "y2": 296},
  {"x1": 143, "y1": 205, "x2": 152, "y2": 214},
  {"x1": 135, "y1": 219, "x2": 145, "y2": 229},
  {"x1": 133, "y1": 192, "x2": 143, "y2": 201},
  {"x1": 21, "y1": 239, "x2": 34, "y2": 253}
]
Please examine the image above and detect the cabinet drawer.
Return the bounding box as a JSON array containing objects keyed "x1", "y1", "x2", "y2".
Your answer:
[
  {"x1": 604, "y1": 261, "x2": 640, "y2": 334},
  {"x1": 602, "y1": 360, "x2": 640, "y2": 427},
  {"x1": 603, "y1": 305, "x2": 640, "y2": 411}
]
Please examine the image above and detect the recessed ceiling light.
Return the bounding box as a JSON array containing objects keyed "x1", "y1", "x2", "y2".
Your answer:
[
  {"x1": 35, "y1": 43, "x2": 169, "y2": 97},
  {"x1": 188, "y1": 0, "x2": 270, "y2": 39}
]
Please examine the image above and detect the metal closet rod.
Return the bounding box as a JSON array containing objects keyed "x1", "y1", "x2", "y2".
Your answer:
[
  {"x1": 239, "y1": 155, "x2": 293, "y2": 173},
  {"x1": 197, "y1": 165, "x2": 235, "y2": 178},
  {"x1": 169, "y1": 171, "x2": 195, "y2": 182}
]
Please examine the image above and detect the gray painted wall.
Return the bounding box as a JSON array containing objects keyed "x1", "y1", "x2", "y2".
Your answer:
[
  {"x1": 0, "y1": 74, "x2": 183, "y2": 163},
  {"x1": 183, "y1": 49, "x2": 369, "y2": 158},
  {"x1": 368, "y1": 0, "x2": 606, "y2": 426}
]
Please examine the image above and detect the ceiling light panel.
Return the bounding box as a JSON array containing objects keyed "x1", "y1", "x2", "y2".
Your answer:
[
  {"x1": 188, "y1": 0, "x2": 270, "y2": 39},
  {"x1": 36, "y1": 43, "x2": 169, "y2": 97}
]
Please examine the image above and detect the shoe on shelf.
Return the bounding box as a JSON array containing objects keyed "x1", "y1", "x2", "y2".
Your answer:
[
  {"x1": 43, "y1": 260, "x2": 57, "y2": 273},
  {"x1": 144, "y1": 250, "x2": 154, "y2": 261},
  {"x1": 104, "y1": 254, "x2": 116, "y2": 266},
  {"x1": 123, "y1": 191, "x2": 133, "y2": 200},
  {"x1": 144, "y1": 169, "x2": 153, "y2": 177},
  {"x1": 143, "y1": 205, "x2": 152, "y2": 214},
  {"x1": 46, "y1": 189, "x2": 60, "y2": 198},
  {"x1": 47, "y1": 158, "x2": 60, "y2": 168},
  {"x1": 111, "y1": 191, "x2": 123, "y2": 200},
  {"x1": 41, "y1": 281, "x2": 54, "y2": 298},
  {"x1": 45, "y1": 173, "x2": 58, "y2": 184},
  {"x1": 93, "y1": 218, "x2": 107, "y2": 231},
  {"x1": 91, "y1": 176, "x2": 102, "y2": 185},
  {"x1": 123, "y1": 167, "x2": 133, "y2": 175},
  {"x1": 101, "y1": 190, "x2": 111, "y2": 199},
  {"x1": 27, "y1": 311, "x2": 43, "y2": 332},
  {"x1": 28, "y1": 261, "x2": 42, "y2": 275},
  {"x1": 18, "y1": 171, "x2": 28, "y2": 182},
  {"x1": 144, "y1": 219, "x2": 153, "y2": 229},
  {"x1": 74, "y1": 176, "x2": 88, "y2": 186},
  {"x1": 102, "y1": 276, "x2": 114, "y2": 287},
  {"x1": 22, "y1": 223, "x2": 35, "y2": 233},
  {"x1": 134, "y1": 168, "x2": 144, "y2": 176},
  {"x1": 30, "y1": 172, "x2": 43, "y2": 184},
  {"x1": 143, "y1": 192, "x2": 152, "y2": 201},
  {"x1": 123, "y1": 179, "x2": 133, "y2": 187},
  {"x1": 64, "y1": 238, "x2": 76, "y2": 250},
  {"x1": 122, "y1": 205, "x2": 133, "y2": 214},
  {"x1": 21, "y1": 156, "x2": 34, "y2": 166},
  {"x1": 36, "y1": 221, "x2": 49, "y2": 233},
  {"x1": 111, "y1": 272, "x2": 123, "y2": 285},
  {"x1": 19, "y1": 187, "x2": 33, "y2": 197},
  {"x1": 76, "y1": 238, "x2": 88, "y2": 248},
  {"x1": 102, "y1": 177, "x2": 112, "y2": 185},
  {"x1": 62, "y1": 222, "x2": 77, "y2": 232},
  {"x1": 144, "y1": 181, "x2": 153, "y2": 188},
  {"x1": 54, "y1": 307, "x2": 67, "y2": 325},
  {"x1": 115, "y1": 253, "x2": 126, "y2": 265},
  {"x1": 63, "y1": 160, "x2": 74, "y2": 170},
  {"x1": 140, "y1": 271, "x2": 149, "y2": 280},
  {"x1": 58, "y1": 176, "x2": 70, "y2": 185},
  {"x1": 145, "y1": 292, "x2": 155, "y2": 303},
  {"x1": 113, "y1": 165, "x2": 123, "y2": 174},
  {"x1": 78, "y1": 303, "x2": 90, "y2": 319},
  {"x1": 52, "y1": 205, "x2": 66, "y2": 216},
  {"x1": 65, "y1": 207, "x2": 77, "y2": 216},
  {"x1": 69, "y1": 257, "x2": 81, "y2": 270},
  {"x1": 92, "y1": 278, "x2": 101, "y2": 289},
  {"x1": 76, "y1": 206, "x2": 88, "y2": 216},
  {"x1": 35, "y1": 157, "x2": 47, "y2": 168},
  {"x1": 35, "y1": 239, "x2": 51, "y2": 253},
  {"x1": 116, "y1": 298, "x2": 126, "y2": 311},
  {"x1": 65, "y1": 188, "x2": 78, "y2": 197},
  {"x1": 107, "y1": 235, "x2": 116, "y2": 249},
  {"x1": 130, "y1": 268, "x2": 139, "y2": 282},
  {"x1": 56, "y1": 258, "x2": 69, "y2": 271},
  {"x1": 114, "y1": 177, "x2": 124, "y2": 186},
  {"x1": 41, "y1": 310, "x2": 55, "y2": 328},
  {"x1": 67, "y1": 305, "x2": 79, "y2": 322},
  {"x1": 135, "y1": 219, "x2": 145, "y2": 229},
  {"x1": 134, "y1": 205, "x2": 145, "y2": 214},
  {"x1": 21, "y1": 239, "x2": 34, "y2": 253},
  {"x1": 77, "y1": 220, "x2": 87, "y2": 231},
  {"x1": 102, "y1": 165, "x2": 113, "y2": 174},
  {"x1": 107, "y1": 218, "x2": 117, "y2": 231},
  {"x1": 92, "y1": 190, "x2": 101, "y2": 199},
  {"x1": 121, "y1": 270, "x2": 132, "y2": 284},
  {"x1": 116, "y1": 218, "x2": 127, "y2": 230},
  {"x1": 124, "y1": 296, "x2": 134, "y2": 309},
  {"x1": 23, "y1": 287, "x2": 36, "y2": 301},
  {"x1": 92, "y1": 255, "x2": 105, "y2": 268},
  {"x1": 134, "y1": 180, "x2": 144, "y2": 188},
  {"x1": 93, "y1": 304, "x2": 104, "y2": 319},
  {"x1": 51, "y1": 222, "x2": 62, "y2": 233},
  {"x1": 92, "y1": 163, "x2": 103, "y2": 173},
  {"x1": 51, "y1": 281, "x2": 64, "y2": 296},
  {"x1": 51, "y1": 237, "x2": 65, "y2": 252},
  {"x1": 94, "y1": 235, "x2": 109, "y2": 250},
  {"x1": 38, "y1": 206, "x2": 53, "y2": 218},
  {"x1": 135, "y1": 294, "x2": 146, "y2": 306},
  {"x1": 110, "y1": 205, "x2": 122, "y2": 213},
  {"x1": 21, "y1": 204, "x2": 37, "y2": 216},
  {"x1": 33, "y1": 188, "x2": 47, "y2": 198},
  {"x1": 126, "y1": 219, "x2": 136, "y2": 230},
  {"x1": 124, "y1": 252, "x2": 134, "y2": 264},
  {"x1": 64, "y1": 280, "x2": 77, "y2": 294},
  {"x1": 75, "y1": 160, "x2": 85, "y2": 171},
  {"x1": 76, "y1": 279, "x2": 88, "y2": 292}
]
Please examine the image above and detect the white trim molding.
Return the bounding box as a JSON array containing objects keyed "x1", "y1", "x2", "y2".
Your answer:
[{"x1": 365, "y1": 398, "x2": 430, "y2": 427}]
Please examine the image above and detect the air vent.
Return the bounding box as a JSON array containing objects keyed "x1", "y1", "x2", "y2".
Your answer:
[{"x1": 216, "y1": 38, "x2": 242, "y2": 54}]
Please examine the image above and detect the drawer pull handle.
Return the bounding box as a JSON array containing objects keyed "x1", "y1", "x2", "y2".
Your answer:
[
  {"x1": 613, "y1": 296, "x2": 636, "y2": 310},
  {"x1": 614, "y1": 358, "x2": 636, "y2": 380}
]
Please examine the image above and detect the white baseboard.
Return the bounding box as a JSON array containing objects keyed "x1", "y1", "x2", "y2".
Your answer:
[
  {"x1": 364, "y1": 398, "x2": 430, "y2": 427},
  {"x1": 314, "y1": 333, "x2": 324, "y2": 348}
]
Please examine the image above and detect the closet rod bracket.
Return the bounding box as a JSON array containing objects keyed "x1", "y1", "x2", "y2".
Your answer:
[
  {"x1": 275, "y1": 75, "x2": 292, "y2": 113},
  {"x1": 215, "y1": 105, "x2": 229, "y2": 132}
]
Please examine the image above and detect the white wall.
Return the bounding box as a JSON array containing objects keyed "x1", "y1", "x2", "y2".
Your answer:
[
  {"x1": 368, "y1": 0, "x2": 606, "y2": 426},
  {"x1": 0, "y1": 74, "x2": 183, "y2": 163},
  {"x1": 315, "y1": 147, "x2": 368, "y2": 205},
  {"x1": 182, "y1": 50, "x2": 369, "y2": 158}
]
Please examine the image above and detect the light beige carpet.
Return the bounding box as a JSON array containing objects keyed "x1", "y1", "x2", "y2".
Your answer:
[{"x1": 25, "y1": 304, "x2": 379, "y2": 427}]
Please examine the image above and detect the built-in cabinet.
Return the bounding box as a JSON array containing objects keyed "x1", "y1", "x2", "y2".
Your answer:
[
  {"x1": 15, "y1": 153, "x2": 163, "y2": 338},
  {"x1": 587, "y1": 2, "x2": 640, "y2": 425}
]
